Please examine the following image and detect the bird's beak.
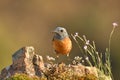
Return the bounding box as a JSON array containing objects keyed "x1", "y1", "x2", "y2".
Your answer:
[{"x1": 52, "y1": 30, "x2": 58, "y2": 34}]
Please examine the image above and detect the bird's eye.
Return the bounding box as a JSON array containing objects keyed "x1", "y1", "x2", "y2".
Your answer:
[{"x1": 60, "y1": 29, "x2": 63, "y2": 32}]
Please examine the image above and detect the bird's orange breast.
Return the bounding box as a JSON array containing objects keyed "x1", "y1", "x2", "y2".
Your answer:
[{"x1": 52, "y1": 37, "x2": 72, "y2": 55}]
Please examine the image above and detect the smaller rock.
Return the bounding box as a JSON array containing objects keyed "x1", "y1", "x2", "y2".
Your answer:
[
  {"x1": 33, "y1": 54, "x2": 45, "y2": 76},
  {"x1": 0, "y1": 46, "x2": 44, "y2": 80}
]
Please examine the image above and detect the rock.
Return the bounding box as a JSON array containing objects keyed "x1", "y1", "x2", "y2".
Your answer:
[
  {"x1": 0, "y1": 46, "x2": 111, "y2": 80},
  {"x1": 0, "y1": 66, "x2": 11, "y2": 79},
  {"x1": 0, "y1": 46, "x2": 44, "y2": 80},
  {"x1": 44, "y1": 63, "x2": 99, "y2": 80},
  {"x1": 12, "y1": 46, "x2": 35, "y2": 76},
  {"x1": 33, "y1": 54, "x2": 45, "y2": 76}
]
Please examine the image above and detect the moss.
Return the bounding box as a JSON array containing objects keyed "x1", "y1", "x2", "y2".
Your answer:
[
  {"x1": 6, "y1": 73, "x2": 97, "y2": 80},
  {"x1": 6, "y1": 73, "x2": 47, "y2": 80},
  {"x1": 44, "y1": 63, "x2": 98, "y2": 80}
]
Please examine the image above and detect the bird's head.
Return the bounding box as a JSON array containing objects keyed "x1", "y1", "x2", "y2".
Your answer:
[{"x1": 53, "y1": 27, "x2": 69, "y2": 40}]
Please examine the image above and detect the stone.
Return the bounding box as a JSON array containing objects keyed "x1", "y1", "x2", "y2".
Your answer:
[
  {"x1": 0, "y1": 46, "x2": 110, "y2": 80},
  {"x1": 0, "y1": 46, "x2": 44, "y2": 80},
  {"x1": 12, "y1": 46, "x2": 35, "y2": 76},
  {"x1": 33, "y1": 54, "x2": 45, "y2": 76}
]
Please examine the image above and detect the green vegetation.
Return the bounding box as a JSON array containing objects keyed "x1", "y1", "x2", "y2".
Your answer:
[
  {"x1": 71, "y1": 23, "x2": 117, "y2": 80},
  {"x1": 6, "y1": 73, "x2": 47, "y2": 80}
]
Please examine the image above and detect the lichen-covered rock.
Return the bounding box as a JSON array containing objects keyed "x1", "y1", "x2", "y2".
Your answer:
[
  {"x1": 44, "y1": 63, "x2": 98, "y2": 80},
  {"x1": 0, "y1": 46, "x2": 111, "y2": 80},
  {"x1": 33, "y1": 54, "x2": 45, "y2": 76},
  {"x1": 0, "y1": 46, "x2": 44, "y2": 80},
  {"x1": 12, "y1": 46, "x2": 35, "y2": 76}
]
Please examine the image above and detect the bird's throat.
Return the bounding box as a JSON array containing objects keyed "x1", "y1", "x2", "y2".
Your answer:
[{"x1": 54, "y1": 33, "x2": 64, "y2": 40}]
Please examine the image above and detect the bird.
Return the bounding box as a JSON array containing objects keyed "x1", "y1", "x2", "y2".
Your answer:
[{"x1": 52, "y1": 27, "x2": 72, "y2": 57}]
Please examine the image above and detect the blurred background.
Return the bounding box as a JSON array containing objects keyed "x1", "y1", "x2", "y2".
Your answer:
[{"x1": 0, "y1": 0, "x2": 120, "y2": 79}]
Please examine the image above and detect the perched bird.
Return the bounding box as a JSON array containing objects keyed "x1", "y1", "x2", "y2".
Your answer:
[{"x1": 52, "y1": 27, "x2": 72, "y2": 57}]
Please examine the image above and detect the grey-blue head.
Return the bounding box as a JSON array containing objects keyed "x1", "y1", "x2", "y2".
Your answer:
[{"x1": 53, "y1": 27, "x2": 69, "y2": 40}]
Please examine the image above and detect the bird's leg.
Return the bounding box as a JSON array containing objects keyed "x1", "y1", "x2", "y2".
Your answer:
[
  {"x1": 66, "y1": 53, "x2": 71, "y2": 62},
  {"x1": 56, "y1": 54, "x2": 59, "y2": 58},
  {"x1": 67, "y1": 53, "x2": 69, "y2": 57}
]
